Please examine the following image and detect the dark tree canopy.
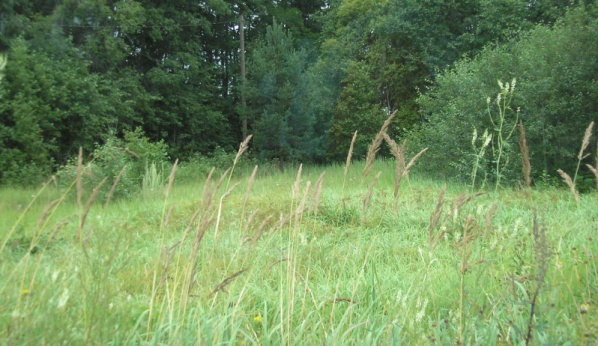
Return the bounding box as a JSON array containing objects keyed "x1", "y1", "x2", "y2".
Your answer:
[{"x1": 0, "y1": 0, "x2": 595, "y2": 185}]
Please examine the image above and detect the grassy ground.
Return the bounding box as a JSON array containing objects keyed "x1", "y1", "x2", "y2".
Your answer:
[{"x1": 1, "y1": 159, "x2": 596, "y2": 345}]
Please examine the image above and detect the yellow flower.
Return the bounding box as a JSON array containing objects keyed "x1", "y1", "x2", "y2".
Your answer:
[
  {"x1": 253, "y1": 315, "x2": 263, "y2": 324},
  {"x1": 21, "y1": 289, "x2": 31, "y2": 296},
  {"x1": 580, "y1": 303, "x2": 589, "y2": 314}
]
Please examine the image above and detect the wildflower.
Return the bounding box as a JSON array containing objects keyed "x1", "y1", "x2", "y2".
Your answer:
[
  {"x1": 580, "y1": 303, "x2": 589, "y2": 314},
  {"x1": 21, "y1": 289, "x2": 31, "y2": 296},
  {"x1": 253, "y1": 315, "x2": 263, "y2": 324},
  {"x1": 481, "y1": 131, "x2": 491, "y2": 147}
]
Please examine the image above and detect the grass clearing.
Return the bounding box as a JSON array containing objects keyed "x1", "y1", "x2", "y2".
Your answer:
[{"x1": 1, "y1": 159, "x2": 597, "y2": 345}]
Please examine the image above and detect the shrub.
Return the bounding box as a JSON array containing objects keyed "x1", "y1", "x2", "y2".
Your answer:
[
  {"x1": 413, "y1": 7, "x2": 598, "y2": 184},
  {"x1": 57, "y1": 128, "x2": 170, "y2": 200}
]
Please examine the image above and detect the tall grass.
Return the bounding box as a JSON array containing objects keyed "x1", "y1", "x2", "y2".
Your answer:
[
  {"x1": 556, "y1": 121, "x2": 594, "y2": 204},
  {"x1": 1, "y1": 127, "x2": 596, "y2": 345},
  {"x1": 519, "y1": 121, "x2": 532, "y2": 188}
]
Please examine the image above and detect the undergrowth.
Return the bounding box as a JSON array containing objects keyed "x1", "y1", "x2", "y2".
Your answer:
[{"x1": 1, "y1": 137, "x2": 597, "y2": 345}]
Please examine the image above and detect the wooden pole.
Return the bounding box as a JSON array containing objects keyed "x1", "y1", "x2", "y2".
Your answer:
[{"x1": 240, "y1": 13, "x2": 248, "y2": 139}]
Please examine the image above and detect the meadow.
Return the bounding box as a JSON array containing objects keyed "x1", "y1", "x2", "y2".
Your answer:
[{"x1": 1, "y1": 150, "x2": 596, "y2": 345}]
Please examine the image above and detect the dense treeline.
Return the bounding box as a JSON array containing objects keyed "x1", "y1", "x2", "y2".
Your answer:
[{"x1": 0, "y1": 0, "x2": 596, "y2": 186}]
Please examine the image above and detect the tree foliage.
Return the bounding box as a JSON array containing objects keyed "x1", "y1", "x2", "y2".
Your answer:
[
  {"x1": 247, "y1": 21, "x2": 318, "y2": 167},
  {"x1": 0, "y1": 0, "x2": 595, "y2": 187},
  {"x1": 0, "y1": 38, "x2": 117, "y2": 184},
  {"x1": 414, "y1": 7, "x2": 598, "y2": 184}
]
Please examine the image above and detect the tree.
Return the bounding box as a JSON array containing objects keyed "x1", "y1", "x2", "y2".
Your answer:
[
  {"x1": 314, "y1": 0, "x2": 590, "y2": 163},
  {"x1": 0, "y1": 38, "x2": 117, "y2": 184},
  {"x1": 414, "y1": 7, "x2": 598, "y2": 183},
  {"x1": 246, "y1": 21, "x2": 315, "y2": 167},
  {"x1": 327, "y1": 60, "x2": 386, "y2": 160}
]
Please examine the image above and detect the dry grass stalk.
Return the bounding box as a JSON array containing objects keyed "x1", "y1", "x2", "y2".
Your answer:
[
  {"x1": 209, "y1": 269, "x2": 248, "y2": 297},
  {"x1": 586, "y1": 163, "x2": 598, "y2": 189},
  {"x1": 234, "y1": 134, "x2": 253, "y2": 166},
  {"x1": 518, "y1": 121, "x2": 532, "y2": 188},
  {"x1": 214, "y1": 182, "x2": 240, "y2": 237},
  {"x1": 395, "y1": 139, "x2": 409, "y2": 186},
  {"x1": 444, "y1": 192, "x2": 467, "y2": 224},
  {"x1": 484, "y1": 203, "x2": 499, "y2": 237},
  {"x1": 526, "y1": 210, "x2": 551, "y2": 345},
  {"x1": 269, "y1": 213, "x2": 291, "y2": 235},
  {"x1": 162, "y1": 206, "x2": 174, "y2": 229},
  {"x1": 45, "y1": 220, "x2": 69, "y2": 247},
  {"x1": 361, "y1": 172, "x2": 381, "y2": 226},
  {"x1": 363, "y1": 111, "x2": 397, "y2": 177},
  {"x1": 587, "y1": 142, "x2": 598, "y2": 188},
  {"x1": 103, "y1": 165, "x2": 126, "y2": 211},
  {"x1": 243, "y1": 210, "x2": 258, "y2": 234},
  {"x1": 398, "y1": 140, "x2": 407, "y2": 179},
  {"x1": 76, "y1": 147, "x2": 83, "y2": 212},
  {"x1": 444, "y1": 191, "x2": 485, "y2": 225},
  {"x1": 578, "y1": 121, "x2": 594, "y2": 161},
  {"x1": 214, "y1": 168, "x2": 231, "y2": 194},
  {"x1": 455, "y1": 215, "x2": 478, "y2": 249},
  {"x1": 428, "y1": 184, "x2": 447, "y2": 248},
  {"x1": 243, "y1": 210, "x2": 259, "y2": 236},
  {"x1": 404, "y1": 148, "x2": 428, "y2": 173},
  {"x1": 311, "y1": 172, "x2": 326, "y2": 216},
  {"x1": 383, "y1": 133, "x2": 403, "y2": 198},
  {"x1": 164, "y1": 159, "x2": 179, "y2": 199},
  {"x1": 294, "y1": 181, "x2": 312, "y2": 228},
  {"x1": 194, "y1": 169, "x2": 230, "y2": 241},
  {"x1": 181, "y1": 168, "x2": 218, "y2": 243},
  {"x1": 251, "y1": 214, "x2": 274, "y2": 246},
  {"x1": 384, "y1": 133, "x2": 427, "y2": 206},
  {"x1": 242, "y1": 165, "x2": 258, "y2": 218},
  {"x1": 35, "y1": 199, "x2": 61, "y2": 228},
  {"x1": 187, "y1": 170, "x2": 231, "y2": 294},
  {"x1": 158, "y1": 243, "x2": 179, "y2": 286},
  {"x1": 571, "y1": 121, "x2": 594, "y2": 186},
  {"x1": 384, "y1": 133, "x2": 400, "y2": 157},
  {"x1": 344, "y1": 131, "x2": 358, "y2": 182},
  {"x1": 227, "y1": 135, "x2": 253, "y2": 188},
  {"x1": 428, "y1": 188, "x2": 485, "y2": 248},
  {"x1": 201, "y1": 167, "x2": 216, "y2": 206},
  {"x1": 292, "y1": 163, "x2": 303, "y2": 200},
  {"x1": 245, "y1": 165, "x2": 258, "y2": 198},
  {"x1": 79, "y1": 177, "x2": 107, "y2": 238},
  {"x1": 557, "y1": 169, "x2": 580, "y2": 204},
  {"x1": 268, "y1": 257, "x2": 289, "y2": 269}
]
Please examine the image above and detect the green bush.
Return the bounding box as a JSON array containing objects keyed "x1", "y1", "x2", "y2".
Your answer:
[
  {"x1": 413, "y1": 7, "x2": 598, "y2": 185},
  {"x1": 175, "y1": 146, "x2": 257, "y2": 184},
  {"x1": 0, "y1": 161, "x2": 51, "y2": 187},
  {"x1": 57, "y1": 128, "x2": 170, "y2": 200}
]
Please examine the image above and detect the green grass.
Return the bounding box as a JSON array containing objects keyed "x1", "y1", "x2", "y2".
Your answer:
[{"x1": 1, "y1": 159, "x2": 597, "y2": 345}]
